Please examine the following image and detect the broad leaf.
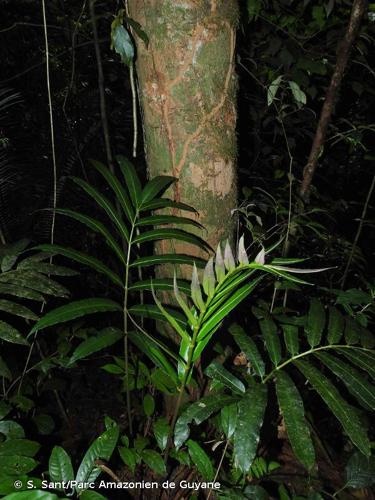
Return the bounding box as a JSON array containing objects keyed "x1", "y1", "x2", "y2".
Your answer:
[
  {"x1": 327, "y1": 306, "x2": 344, "y2": 344},
  {"x1": 259, "y1": 314, "x2": 281, "y2": 367},
  {"x1": 0, "y1": 284, "x2": 44, "y2": 302},
  {"x1": 229, "y1": 323, "x2": 265, "y2": 378},
  {"x1": 49, "y1": 446, "x2": 74, "y2": 483},
  {"x1": 0, "y1": 439, "x2": 40, "y2": 457},
  {"x1": 0, "y1": 300, "x2": 38, "y2": 321},
  {"x1": 233, "y1": 384, "x2": 267, "y2": 473},
  {"x1": 205, "y1": 361, "x2": 246, "y2": 394},
  {"x1": 0, "y1": 321, "x2": 28, "y2": 346},
  {"x1": 153, "y1": 418, "x2": 170, "y2": 452},
  {"x1": 345, "y1": 451, "x2": 375, "y2": 489},
  {"x1": 186, "y1": 439, "x2": 214, "y2": 481},
  {"x1": 316, "y1": 352, "x2": 375, "y2": 411},
  {"x1": 295, "y1": 360, "x2": 370, "y2": 456},
  {"x1": 282, "y1": 324, "x2": 299, "y2": 356},
  {"x1": 174, "y1": 394, "x2": 238, "y2": 449},
  {"x1": 339, "y1": 348, "x2": 375, "y2": 379},
  {"x1": 305, "y1": 298, "x2": 325, "y2": 348},
  {"x1": 221, "y1": 403, "x2": 238, "y2": 439},
  {"x1": 141, "y1": 449, "x2": 166, "y2": 476},
  {"x1": 276, "y1": 371, "x2": 315, "y2": 469},
  {"x1": 68, "y1": 328, "x2": 123, "y2": 366},
  {"x1": 75, "y1": 425, "x2": 119, "y2": 484}
]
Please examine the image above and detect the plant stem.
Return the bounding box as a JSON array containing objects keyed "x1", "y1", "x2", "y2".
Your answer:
[
  {"x1": 42, "y1": 0, "x2": 58, "y2": 251},
  {"x1": 164, "y1": 322, "x2": 202, "y2": 462},
  {"x1": 207, "y1": 440, "x2": 229, "y2": 500},
  {"x1": 89, "y1": 0, "x2": 113, "y2": 171},
  {"x1": 123, "y1": 220, "x2": 136, "y2": 436},
  {"x1": 262, "y1": 344, "x2": 370, "y2": 384}
]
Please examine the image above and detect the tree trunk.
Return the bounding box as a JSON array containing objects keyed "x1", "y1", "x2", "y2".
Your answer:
[{"x1": 128, "y1": 0, "x2": 239, "y2": 257}]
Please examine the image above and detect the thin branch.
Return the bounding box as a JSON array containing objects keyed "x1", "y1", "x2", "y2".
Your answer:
[
  {"x1": 42, "y1": 0, "x2": 58, "y2": 248},
  {"x1": 0, "y1": 22, "x2": 70, "y2": 34},
  {"x1": 89, "y1": 0, "x2": 113, "y2": 171},
  {"x1": 1, "y1": 39, "x2": 108, "y2": 85},
  {"x1": 300, "y1": 0, "x2": 368, "y2": 202}
]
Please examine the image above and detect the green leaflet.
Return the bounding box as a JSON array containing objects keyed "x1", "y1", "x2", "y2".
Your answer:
[
  {"x1": 344, "y1": 317, "x2": 360, "y2": 345},
  {"x1": 0, "y1": 455, "x2": 37, "y2": 476},
  {"x1": 128, "y1": 304, "x2": 187, "y2": 329},
  {"x1": 198, "y1": 277, "x2": 264, "y2": 342},
  {"x1": 75, "y1": 425, "x2": 119, "y2": 485},
  {"x1": 0, "y1": 439, "x2": 40, "y2": 457},
  {"x1": 305, "y1": 298, "x2": 325, "y2": 348},
  {"x1": 68, "y1": 328, "x2": 123, "y2": 366},
  {"x1": 136, "y1": 214, "x2": 203, "y2": 229},
  {"x1": 275, "y1": 371, "x2": 315, "y2": 470},
  {"x1": 30, "y1": 298, "x2": 122, "y2": 334},
  {"x1": 0, "y1": 284, "x2": 44, "y2": 302},
  {"x1": 49, "y1": 446, "x2": 74, "y2": 483},
  {"x1": 91, "y1": 159, "x2": 134, "y2": 223},
  {"x1": 34, "y1": 244, "x2": 123, "y2": 287},
  {"x1": 233, "y1": 384, "x2": 267, "y2": 473},
  {"x1": 327, "y1": 306, "x2": 344, "y2": 344},
  {"x1": 129, "y1": 278, "x2": 191, "y2": 295},
  {"x1": 186, "y1": 439, "x2": 214, "y2": 481},
  {"x1": 71, "y1": 176, "x2": 130, "y2": 242},
  {"x1": 174, "y1": 394, "x2": 239, "y2": 449},
  {"x1": 221, "y1": 403, "x2": 238, "y2": 439},
  {"x1": 53, "y1": 208, "x2": 126, "y2": 265},
  {"x1": 141, "y1": 449, "x2": 166, "y2": 475},
  {"x1": 140, "y1": 175, "x2": 175, "y2": 205},
  {"x1": 153, "y1": 418, "x2": 170, "y2": 452},
  {"x1": 0, "y1": 270, "x2": 69, "y2": 298},
  {"x1": 128, "y1": 330, "x2": 178, "y2": 382},
  {"x1": 0, "y1": 321, "x2": 29, "y2": 345},
  {"x1": 259, "y1": 314, "x2": 281, "y2": 367},
  {"x1": 130, "y1": 253, "x2": 206, "y2": 269},
  {"x1": 133, "y1": 228, "x2": 210, "y2": 252},
  {"x1": 295, "y1": 360, "x2": 370, "y2": 456},
  {"x1": 116, "y1": 155, "x2": 142, "y2": 208},
  {"x1": 282, "y1": 324, "x2": 299, "y2": 357},
  {"x1": 345, "y1": 451, "x2": 375, "y2": 489},
  {"x1": 315, "y1": 352, "x2": 375, "y2": 411},
  {"x1": 0, "y1": 299, "x2": 38, "y2": 321},
  {"x1": 339, "y1": 348, "x2": 375, "y2": 379},
  {"x1": 229, "y1": 323, "x2": 265, "y2": 378},
  {"x1": 139, "y1": 197, "x2": 196, "y2": 213},
  {"x1": 205, "y1": 361, "x2": 246, "y2": 394}
]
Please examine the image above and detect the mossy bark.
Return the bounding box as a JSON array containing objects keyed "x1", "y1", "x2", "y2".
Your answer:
[{"x1": 129, "y1": 0, "x2": 239, "y2": 258}]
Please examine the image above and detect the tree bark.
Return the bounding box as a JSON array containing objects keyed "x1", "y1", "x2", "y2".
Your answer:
[
  {"x1": 300, "y1": 0, "x2": 367, "y2": 202},
  {"x1": 128, "y1": 0, "x2": 239, "y2": 257}
]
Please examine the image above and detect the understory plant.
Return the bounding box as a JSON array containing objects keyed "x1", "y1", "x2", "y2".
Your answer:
[{"x1": 0, "y1": 157, "x2": 373, "y2": 499}]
